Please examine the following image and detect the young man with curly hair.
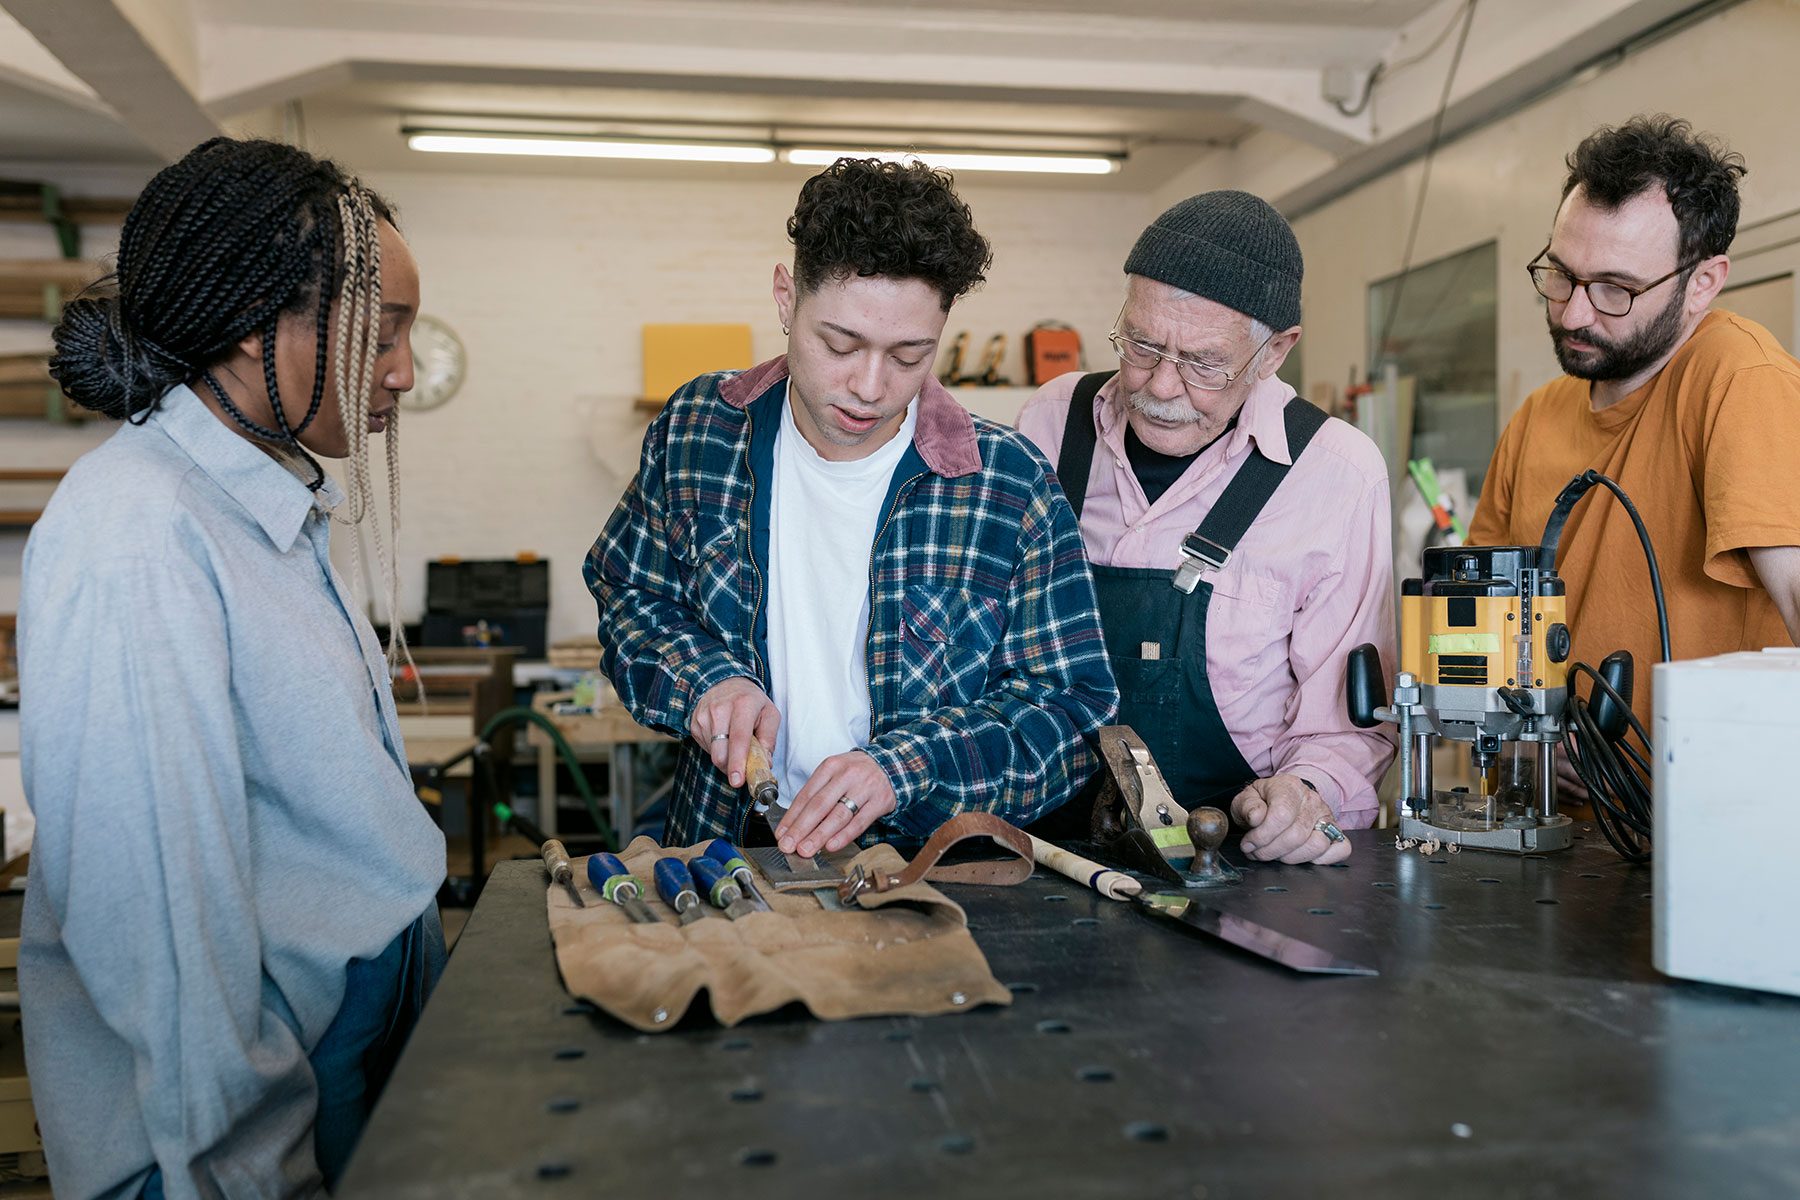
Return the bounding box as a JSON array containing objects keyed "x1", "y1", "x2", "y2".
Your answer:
[
  {"x1": 1474, "y1": 115, "x2": 1800, "y2": 746},
  {"x1": 588, "y1": 158, "x2": 1117, "y2": 850}
]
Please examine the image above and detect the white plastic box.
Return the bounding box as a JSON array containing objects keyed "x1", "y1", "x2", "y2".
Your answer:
[{"x1": 1653, "y1": 648, "x2": 1800, "y2": 996}]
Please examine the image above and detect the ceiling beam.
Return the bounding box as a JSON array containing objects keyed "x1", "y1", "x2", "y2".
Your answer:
[{"x1": 5, "y1": 0, "x2": 220, "y2": 162}]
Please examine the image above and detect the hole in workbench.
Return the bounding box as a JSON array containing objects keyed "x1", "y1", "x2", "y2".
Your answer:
[
  {"x1": 1044, "y1": 894, "x2": 1069, "y2": 903},
  {"x1": 1077, "y1": 1065, "x2": 1116, "y2": 1083},
  {"x1": 1424, "y1": 903, "x2": 1446, "y2": 911},
  {"x1": 941, "y1": 1134, "x2": 976, "y2": 1155},
  {"x1": 1429, "y1": 858, "x2": 1448, "y2": 864},
  {"x1": 737, "y1": 1149, "x2": 778, "y2": 1168},
  {"x1": 909, "y1": 1078, "x2": 940, "y2": 1093},
  {"x1": 1536, "y1": 898, "x2": 1559, "y2": 905},
  {"x1": 731, "y1": 1087, "x2": 763, "y2": 1103},
  {"x1": 720, "y1": 1038, "x2": 752, "y2": 1052},
  {"x1": 536, "y1": 1162, "x2": 572, "y2": 1180},
  {"x1": 1007, "y1": 982, "x2": 1039, "y2": 995},
  {"x1": 1477, "y1": 878, "x2": 1501, "y2": 885},
  {"x1": 1072, "y1": 917, "x2": 1100, "y2": 927},
  {"x1": 1328, "y1": 862, "x2": 1350, "y2": 869},
  {"x1": 545, "y1": 1096, "x2": 581, "y2": 1115},
  {"x1": 1124, "y1": 1121, "x2": 1170, "y2": 1143},
  {"x1": 1641, "y1": 892, "x2": 1654, "y2": 900},
  {"x1": 561, "y1": 1003, "x2": 595, "y2": 1017},
  {"x1": 1372, "y1": 881, "x2": 1395, "y2": 889},
  {"x1": 1522, "y1": 854, "x2": 1548, "y2": 861},
  {"x1": 1579, "y1": 873, "x2": 1601, "y2": 879},
  {"x1": 1036, "y1": 1019, "x2": 1072, "y2": 1035},
  {"x1": 1264, "y1": 886, "x2": 1288, "y2": 893},
  {"x1": 1306, "y1": 908, "x2": 1333, "y2": 916},
  {"x1": 552, "y1": 1047, "x2": 585, "y2": 1061}
]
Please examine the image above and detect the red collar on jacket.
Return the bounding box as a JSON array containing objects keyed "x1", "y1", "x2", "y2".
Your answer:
[{"x1": 718, "y1": 355, "x2": 982, "y2": 478}]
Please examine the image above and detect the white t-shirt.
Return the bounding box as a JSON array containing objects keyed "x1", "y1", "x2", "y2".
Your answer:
[{"x1": 765, "y1": 386, "x2": 919, "y2": 804}]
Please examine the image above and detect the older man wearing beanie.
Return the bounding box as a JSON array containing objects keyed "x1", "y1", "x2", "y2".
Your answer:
[{"x1": 1017, "y1": 190, "x2": 1396, "y2": 864}]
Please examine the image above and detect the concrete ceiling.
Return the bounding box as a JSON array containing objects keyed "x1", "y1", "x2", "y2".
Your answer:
[{"x1": 0, "y1": 0, "x2": 1726, "y2": 205}]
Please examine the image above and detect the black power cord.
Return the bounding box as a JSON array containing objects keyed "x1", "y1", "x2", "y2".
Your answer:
[{"x1": 1539, "y1": 470, "x2": 1669, "y2": 862}]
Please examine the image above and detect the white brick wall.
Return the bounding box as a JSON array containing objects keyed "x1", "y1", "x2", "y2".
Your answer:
[
  {"x1": 0, "y1": 162, "x2": 1145, "y2": 643},
  {"x1": 345, "y1": 167, "x2": 1145, "y2": 644}
]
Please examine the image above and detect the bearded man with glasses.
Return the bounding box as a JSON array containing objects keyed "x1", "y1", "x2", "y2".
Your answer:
[
  {"x1": 1017, "y1": 191, "x2": 1396, "y2": 864},
  {"x1": 1472, "y1": 116, "x2": 1800, "y2": 754}
]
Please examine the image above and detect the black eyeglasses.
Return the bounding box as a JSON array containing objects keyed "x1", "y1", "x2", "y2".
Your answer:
[{"x1": 1526, "y1": 244, "x2": 1699, "y2": 318}]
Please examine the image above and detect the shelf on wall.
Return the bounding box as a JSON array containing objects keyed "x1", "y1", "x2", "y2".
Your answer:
[
  {"x1": 0, "y1": 468, "x2": 66, "y2": 529},
  {"x1": 0, "y1": 259, "x2": 105, "y2": 320}
]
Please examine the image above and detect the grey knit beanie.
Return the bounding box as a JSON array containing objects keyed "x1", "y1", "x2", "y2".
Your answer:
[{"x1": 1124, "y1": 190, "x2": 1303, "y2": 330}]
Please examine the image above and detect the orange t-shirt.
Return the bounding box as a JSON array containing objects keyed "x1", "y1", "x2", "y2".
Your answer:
[{"x1": 1470, "y1": 310, "x2": 1800, "y2": 734}]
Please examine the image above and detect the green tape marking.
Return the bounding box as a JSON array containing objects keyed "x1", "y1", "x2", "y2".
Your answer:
[
  {"x1": 1151, "y1": 826, "x2": 1193, "y2": 850},
  {"x1": 1429, "y1": 633, "x2": 1500, "y2": 654}
]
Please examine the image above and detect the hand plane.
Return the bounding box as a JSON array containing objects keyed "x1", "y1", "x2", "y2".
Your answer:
[{"x1": 1088, "y1": 725, "x2": 1240, "y2": 889}]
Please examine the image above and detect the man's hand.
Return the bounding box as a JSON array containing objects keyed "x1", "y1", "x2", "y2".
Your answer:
[
  {"x1": 775, "y1": 751, "x2": 897, "y2": 857},
  {"x1": 1231, "y1": 775, "x2": 1350, "y2": 865},
  {"x1": 689, "y1": 678, "x2": 780, "y2": 790}
]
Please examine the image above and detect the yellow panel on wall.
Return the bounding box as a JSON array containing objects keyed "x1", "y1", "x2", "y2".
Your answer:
[{"x1": 641, "y1": 323, "x2": 754, "y2": 406}]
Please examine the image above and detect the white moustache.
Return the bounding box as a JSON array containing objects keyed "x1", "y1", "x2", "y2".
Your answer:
[{"x1": 1127, "y1": 392, "x2": 1204, "y2": 425}]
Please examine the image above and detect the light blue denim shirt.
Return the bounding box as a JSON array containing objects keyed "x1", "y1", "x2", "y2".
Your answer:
[{"x1": 17, "y1": 385, "x2": 446, "y2": 1199}]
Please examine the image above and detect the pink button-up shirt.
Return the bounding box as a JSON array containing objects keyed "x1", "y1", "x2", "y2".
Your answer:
[{"x1": 1017, "y1": 371, "x2": 1397, "y2": 827}]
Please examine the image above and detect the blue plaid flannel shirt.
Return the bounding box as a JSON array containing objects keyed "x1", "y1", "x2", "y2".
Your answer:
[{"x1": 586, "y1": 357, "x2": 1118, "y2": 847}]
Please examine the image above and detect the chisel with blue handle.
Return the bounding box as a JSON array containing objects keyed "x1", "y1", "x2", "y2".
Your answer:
[
  {"x1": 701, "y1": 840, "x2": 775, "y2": 912},
  {"x1": 586, "y1": 853, "x2": 662, "y2": 924},
  {"x1": 689, "y1": 856, "x2": 757, "y2": 920},
  {"x1": 652, "y1": 857, "x2": 706, "y2": 926}
]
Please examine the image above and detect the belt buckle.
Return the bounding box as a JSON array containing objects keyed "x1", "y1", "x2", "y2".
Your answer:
[{"x1": 1172, "y1": 533, "x2": 1229, "y2": 594}]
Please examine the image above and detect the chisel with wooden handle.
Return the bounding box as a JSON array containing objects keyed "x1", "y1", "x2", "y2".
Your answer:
[
  {"x1": 740, "y1": 742, "x2": 839, "y2": 883},
  {"x1": 539, "y1": 839, "x2": 588, "y2": 907}
]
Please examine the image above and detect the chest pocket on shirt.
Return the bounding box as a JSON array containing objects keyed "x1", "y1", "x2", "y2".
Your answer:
[
  {"x1": 1202, "y1": 563, "x2": 1294, "y2": 679},
  {"x1": 667, "y1": 510, "x2": 741, "y2": 623},
  {"x1": 899, "y1": 583, "x2": 1006, "y2": 709}
]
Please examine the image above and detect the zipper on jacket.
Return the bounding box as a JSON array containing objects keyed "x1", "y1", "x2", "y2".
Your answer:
[
  {"x1": 864, "y1": 469, "x2": 929, "y2": 741},
  {"x1": 737, "y1": 402, "x2": 771, "y2": 846}
]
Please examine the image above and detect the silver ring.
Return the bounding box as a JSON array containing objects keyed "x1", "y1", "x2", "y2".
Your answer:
[
  {"x1": 838, "y1": 796, "x2": 859, "y2": 815},
  {"x1": 1314, "y1": 819, "x2": 1345, "y2": 844},
  {"x1": 710, "y1": 733, "x2": 729, "y2": 744}
]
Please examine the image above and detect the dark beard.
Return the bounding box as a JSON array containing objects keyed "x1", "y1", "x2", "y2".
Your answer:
[{"x1": 1550, "y1": 287, "x2": 1686, "y2": 382}]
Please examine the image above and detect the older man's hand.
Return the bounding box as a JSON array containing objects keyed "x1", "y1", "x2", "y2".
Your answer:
[{"x1": 1231, "y1": 775, "x2": 1351, "y2": 865}]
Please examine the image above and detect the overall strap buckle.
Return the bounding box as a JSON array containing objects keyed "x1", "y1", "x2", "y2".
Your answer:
[{"x1": 1172, "y1": 533, "x2": 1230, "y2": 594}]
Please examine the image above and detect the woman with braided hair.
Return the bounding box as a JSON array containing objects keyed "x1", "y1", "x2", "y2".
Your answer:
[{"x1": 16, "y1": 137, "x2": 445, "y2": 1198}]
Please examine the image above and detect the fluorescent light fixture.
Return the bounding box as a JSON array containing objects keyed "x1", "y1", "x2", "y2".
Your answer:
[
  {"x1": 783, "y1": 147, "x2": 1119, "y2": 175},
  {"x1": 407, "y1": 132, "x2": 776, "y2": 164}
]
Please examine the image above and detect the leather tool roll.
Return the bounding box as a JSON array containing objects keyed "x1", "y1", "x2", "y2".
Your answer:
[{"x1": 546, "y1": 836, "x2": 1013, "y2": 1032}]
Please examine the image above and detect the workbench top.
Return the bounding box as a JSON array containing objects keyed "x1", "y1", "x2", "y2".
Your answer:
[{"x1": 339, "y1": 832, "x2": 1800, "y2": 1199}]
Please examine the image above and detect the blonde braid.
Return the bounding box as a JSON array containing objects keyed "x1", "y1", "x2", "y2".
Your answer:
[{"x1": 329, "y1": 188, "x2": 414, "y2": 674}]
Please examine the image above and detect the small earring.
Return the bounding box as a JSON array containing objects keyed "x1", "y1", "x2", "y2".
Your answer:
[{"x1": 781, "y1": 324, "x2": 790, "y2": 336}]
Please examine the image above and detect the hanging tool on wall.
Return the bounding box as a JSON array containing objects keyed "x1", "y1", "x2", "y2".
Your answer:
[{"x1": 1407, "y1": 457, "x2": 1467, "y2": 544}]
